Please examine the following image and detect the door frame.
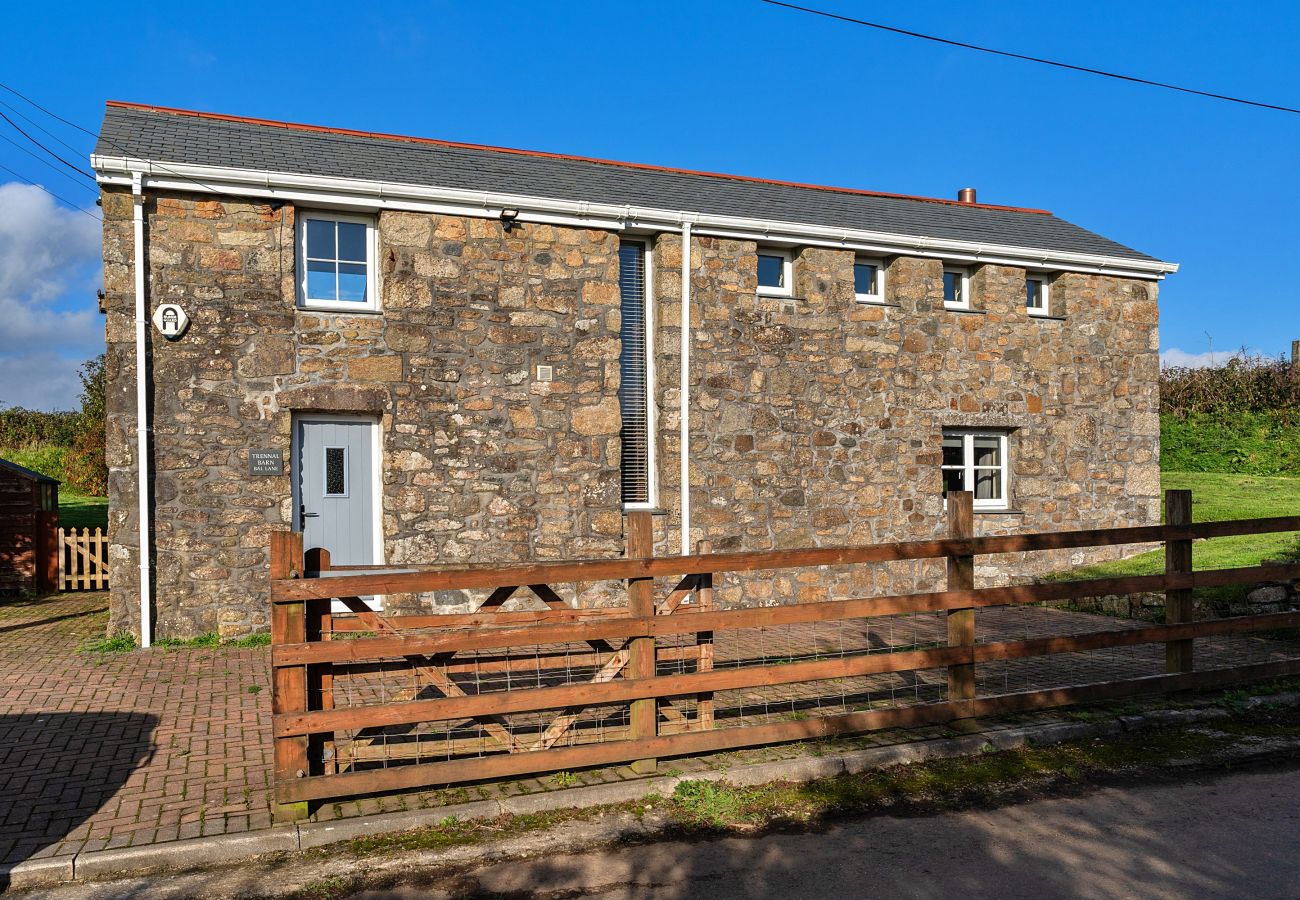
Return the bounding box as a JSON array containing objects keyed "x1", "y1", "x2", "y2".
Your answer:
[{"x1": 290, "y1": 412, "x2": 385, "y2": 567}]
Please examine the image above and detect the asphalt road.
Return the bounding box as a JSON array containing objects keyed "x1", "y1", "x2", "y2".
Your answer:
[{"x1": 363, "y1": 766, "x2": 1300, "y2": 899}]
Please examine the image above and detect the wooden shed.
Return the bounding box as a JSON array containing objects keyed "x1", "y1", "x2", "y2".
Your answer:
[{"x1": 0, "y1": 457, "x2": 59, "y2": 594}]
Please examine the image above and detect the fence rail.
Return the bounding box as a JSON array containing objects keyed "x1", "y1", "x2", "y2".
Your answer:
[
  {"x1": 267, "y1": 491, "x2": 1300, "y2": 819},
  {"x1": 58, "y1": 527, "x2": 108, "y2": 591}
]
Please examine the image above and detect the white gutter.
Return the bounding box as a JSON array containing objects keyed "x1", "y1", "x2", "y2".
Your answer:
[
  {"x1": 90, "y1": 157, "x2": 1179, "y2": 280},
  {"x1": 679, "y1": 222, "x2": 692, "y2": 556},
  {"x1": 131, "y1": 174, "x2": 152, "y2": 647}
]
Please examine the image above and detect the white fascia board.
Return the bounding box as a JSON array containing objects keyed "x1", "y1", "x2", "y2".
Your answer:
[{"x1": 91, "y1": 155, "x2": 1179, "y2": 279}]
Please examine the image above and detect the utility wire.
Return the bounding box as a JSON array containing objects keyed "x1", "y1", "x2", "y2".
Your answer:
[
  {"x1": 0, "y1": 80, "x2": 222, "y2": 193},
  {"x1": 0, "y1": 96, "x2": 90, "y2": 158},
  {"x1": 0, "y1": 108, "x2": 97, "y2": 182},
  {"x1": 761, "y1": 1, "x2": 1300, "y2": 115},
  {"x1": 0, "y1": 130, "x2": 99, "y2": 194},
  {"x1": 0, "y1": 163, "x2": 102, "y2": 221}
]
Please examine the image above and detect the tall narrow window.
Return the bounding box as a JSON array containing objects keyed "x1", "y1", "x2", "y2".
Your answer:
[
  {"x1": 1026, "y1": 274, "x2": 1051, "y2": 316},
  {"x1": 618, "y1": 240, "x2": 654, "y2": 506},
  {"x1": 943, "y1": 267, "x2": 970, "y2": 309},
  {"x1": 854, "y1": 257, "x2": 885, "y2": 303}
]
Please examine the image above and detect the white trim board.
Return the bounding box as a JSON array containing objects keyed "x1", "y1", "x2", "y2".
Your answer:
[{"x1": 92, "y1": 157, "x2": 1179, "y2": 280}]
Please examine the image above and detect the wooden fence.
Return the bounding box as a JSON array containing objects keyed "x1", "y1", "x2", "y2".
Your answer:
[
  {"x1": 58, "y1": 527, "x2": 109, "y2": 591},
  {"x1": 267, "y1": 490, "x2": 1300, "y2": 820}
]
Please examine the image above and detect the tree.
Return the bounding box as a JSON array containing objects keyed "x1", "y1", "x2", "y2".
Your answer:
[{"x1": 63, "y1": 354, "x2": 108, "y2": 495}]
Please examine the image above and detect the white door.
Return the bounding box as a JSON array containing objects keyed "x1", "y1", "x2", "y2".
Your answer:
[{"x1": 294, "y1": 417, "x2": 378, "y2": 567}]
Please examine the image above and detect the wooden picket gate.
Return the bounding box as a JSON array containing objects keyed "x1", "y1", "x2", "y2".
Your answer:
[
  {"x1": 58, "y1": 527, "x2": 109, "y2": 591},
  {"x1": 267, "y1": 490, "x2": 1300, "y2": 820}
]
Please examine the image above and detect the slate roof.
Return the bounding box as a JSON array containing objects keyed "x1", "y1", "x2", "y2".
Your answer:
[{"x1": 94, "y1": 102, "x2": 1165, "y2": 265}]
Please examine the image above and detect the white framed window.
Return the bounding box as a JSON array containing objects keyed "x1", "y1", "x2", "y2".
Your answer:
[
  {"x1": 941, "y1": 430, "x2": 1009, "y2": 510},
  {"x1": 1026, "y1": 272, "x2": 1052, "y2": 317},
  {"x1": 756, "y1": 248, "x2": 793, "y2": 297},
  {"x1": 618, "y1": 239, "x2": 657, "y2": 509},
  {"x1": 297, "y1": 212, "x2": 378, "y2": 311},
  {"x1": 943, "y1": 267, "x2": 970, "y2": 310},
  {"x1": 853, "y1": 257, "x2": 886, "y2": 303}
]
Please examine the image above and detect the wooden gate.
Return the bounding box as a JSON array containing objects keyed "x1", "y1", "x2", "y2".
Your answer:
[{"x1": 58, "y1": 527, "x2": 109, "y2": 591}]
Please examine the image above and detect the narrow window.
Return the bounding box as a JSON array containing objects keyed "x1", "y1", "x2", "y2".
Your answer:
[
  {"x1": 756, "y1": 249, "x2": 792, "y2": 297},
  {"x1": 1026, "y1": 274, "x2": 1051, "y2": 316},
  {"x1": 618, "y1": 240, "x2": 655, "y2": 507},
  {"x1": 854, "y1": 258, "x2": 885, "y2": 303},
  {"x1": 298, "y1": 213, "x2": 377, "y2": 311},
  {"x1": 941, "y1": 430, "x2": 1009, "y2": 510},
  {"x1": 943, "y1": 268, "x2": 970, "y2": 309},
  {"x1": 324, "y1": 446, "x2": 348, "y2": 497}
]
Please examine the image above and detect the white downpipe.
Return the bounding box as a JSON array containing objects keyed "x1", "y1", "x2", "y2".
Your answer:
[
  {"x1": 132, "y1": 174, "x2": 152, "y2": 647},
  {"x1": 678, "y1": 222, "x2": 692, "y2": 556}
]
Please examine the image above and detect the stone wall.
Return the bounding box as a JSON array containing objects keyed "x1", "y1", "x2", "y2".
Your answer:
[
  {"x1": 103, "y1": 186, "x2": 1160, "y2": 638},
  {"x1": 104, "y1": 191, "x2": 623, "y2": 638},
  {"x1": 651, "y1": 236, "x2": 1160, "y2": 602}
]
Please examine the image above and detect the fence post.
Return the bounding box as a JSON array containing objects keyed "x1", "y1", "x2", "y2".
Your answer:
[
  {"x1": 304, "y1": 547, "x2": 335, "y2": 774},
  {"x1": 946, "y1": 491, "x2": 977, "y2": 728},
  {"x1": 626, "y1": 511, "x2": 657, "y2": 774},
  {"x1": 1165, "y1": 489, "x2": 1194, "y2": 675},
  {"x1": 270, "y1": 530, "x2": 311, "y2": 822},
  {"x1": 695, "y1": 539, "x2": 715, "y2": 731}
]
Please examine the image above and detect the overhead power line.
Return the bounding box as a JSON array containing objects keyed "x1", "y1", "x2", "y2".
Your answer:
[
  {"x1": 761, "y1": 1, "x2": 1300, "y2": 115},
  {"x1": 0, "y1": 163, "x2": 102, "y2": 221},
  {"x1": 0, "y1": 80, "x2": 222, "y2": 194},
  {"x1": 0, "y1": 130, "x2": 98, "y2": 194},
  {"x1": 0, "y1": 108, "x2": 97, "y2": 182},
  {"x1": 0, "y1": 96, "x2": 91, "y2": 158}
]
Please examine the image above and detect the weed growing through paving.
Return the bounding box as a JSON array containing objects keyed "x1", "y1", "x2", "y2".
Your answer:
[
  {"x1": 82, "y1": 632, "x2": 136, "y2": 654},
  {"x1": 153, "y1": 632, "x2": 272, "y2": 650},
  {"x1": 550, "y1": 771, "x2": 579, "y2": 788}
]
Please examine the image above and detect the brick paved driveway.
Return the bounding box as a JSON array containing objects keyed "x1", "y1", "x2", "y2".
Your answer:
[{"x1": 0, "y1": 594, "x2": 272, "y2": 868}]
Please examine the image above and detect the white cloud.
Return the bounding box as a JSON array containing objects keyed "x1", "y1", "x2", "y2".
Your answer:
[
  {"x1": 0, "y1": 182, "x2": 103, "y2": 409},
  {"x1": 1159, "y1": 347, "x2": 1247, "y2": 369}
]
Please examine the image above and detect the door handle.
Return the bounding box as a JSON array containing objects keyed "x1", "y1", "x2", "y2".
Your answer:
[{"x1": 302, "y1": 512, "x2": 320, "y2": 518}]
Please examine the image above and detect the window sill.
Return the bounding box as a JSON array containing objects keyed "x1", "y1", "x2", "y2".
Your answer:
[
  {"x1": 855, "y1": 297, "x2": 900, "y2": 308},
  {"x1": 974, "y1": 507, "x2": 1025, "y2": 516},
  {"x1": 756, "y1": 289, "x2": 795, "y2": 300},
  {"x1": 943, "y1": 306, "x2": 986, "y2": 315},
  {"x1": 298, "y1": 305, "x2": 384, "y2": 316},
  {"x1": 1028, "y1": 313, "x2": 1067, "y2": 322}
]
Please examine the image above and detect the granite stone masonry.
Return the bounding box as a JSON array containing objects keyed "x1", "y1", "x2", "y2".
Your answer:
[{"x1": 101, "y1": 194, "x2": 1160, "y2": 639}]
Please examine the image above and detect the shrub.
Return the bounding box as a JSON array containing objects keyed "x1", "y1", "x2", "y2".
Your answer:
[{"x1": 1160, "y1": 354, "x2": 1300, "y2": 423}]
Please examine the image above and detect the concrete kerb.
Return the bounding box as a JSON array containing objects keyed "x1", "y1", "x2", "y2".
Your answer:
[{"x1": 13, "y1": 692, "x2": 1300, "y2": 889}]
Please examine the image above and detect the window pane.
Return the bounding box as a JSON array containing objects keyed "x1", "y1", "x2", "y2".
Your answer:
[
  {"x1": 854, "y1": 263, "x2": 877, "y2": 295},
  {"x1": 943, "y1": 271, "x2": 962, "y2": 304},
  {"x1": 975, "y1": 469, "x2": 1001, "y2": 500},
  {"x1": 325, "y1": 447, "x2": 346, "y2": 496},
  {"x1": 306, "y1": 219, "x2": 335, "y2": 259},
  {"x1": 1026, "y1": 279, "x2": 1043, "y2": 309},
  {"x1": 942, "y1": 435, "x2": 964, "y2": 467},
  {"x1": 942, "y1": 467, "x2": 965, "y2": 497},
  {"x1": 338, "y1": 263, "x2": 368, "y2": 302},
  {"x1": 973, "y1": 436, "x2": 1001, "y2": 467},
  {"x1": 757, "y1": 254, "x2": 785, "y2": 289},
  {"x1": 306, "y1": 259, "x2": 336, "y2": 300},
  {"x1": 337, "y1": 222, "x2": 367, "y2": 262}
]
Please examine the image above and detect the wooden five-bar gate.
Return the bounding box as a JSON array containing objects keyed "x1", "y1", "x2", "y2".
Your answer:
[{"x1": 268, "y1": 491, "x2": 1300, "y2": 819}]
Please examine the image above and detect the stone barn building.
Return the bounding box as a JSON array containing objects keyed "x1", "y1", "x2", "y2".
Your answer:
[{"x1": 90, "y1": 101, "x2": 1177, "y2": 642}]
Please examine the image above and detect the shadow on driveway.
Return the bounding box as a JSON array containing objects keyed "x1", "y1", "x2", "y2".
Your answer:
[{"x1": 0, "y1": 711, "x2": 156, "y2": 886}]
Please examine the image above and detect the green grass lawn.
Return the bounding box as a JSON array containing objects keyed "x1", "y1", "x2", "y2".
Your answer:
[
  {"x1": 1061, "y1": 470, "x2": 1300, "y2": 612},
  {"x1": 60, "y1": 491, "x2": 108, "y2": 530}
]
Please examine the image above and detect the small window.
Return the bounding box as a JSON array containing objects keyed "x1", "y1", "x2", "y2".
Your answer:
[
  {"x1": 941, "y1": 430, "x2": 1009, "y2": 510},
  {"x1": 323, "y1": 446, "x2": 348, "y2": 497},
  {"x1": 756, "y1": 249, "x2": 792, "y2": 297},
  {"x1": 618, "y1": 239, "x2": 656, "y2": 508},
  {"x1": 853, "y1": 258, "x2": 885, "y2": 303},
  {"x1": 1026, "y1": 274, "x2": 1051, "y2": 316},
  {"x1": 298, "y1": 213, "x2": 377, "y2": 310},
  {"x1": 943, "y1": 268, "x2": 970, "y2": 309}
]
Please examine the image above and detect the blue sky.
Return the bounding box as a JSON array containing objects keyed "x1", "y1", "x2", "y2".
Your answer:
[{"x1": 3, "y1": 0, "x2": 1298, "y2": 409}]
